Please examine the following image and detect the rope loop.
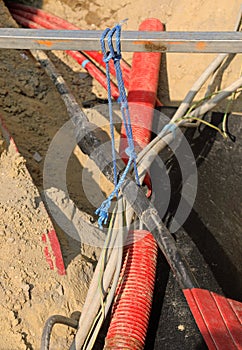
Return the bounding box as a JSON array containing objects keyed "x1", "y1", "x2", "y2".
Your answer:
[
  {"x1": 103, "y1": 51, "x2": 113, "y2": 64},
  {"x1": 107, "y1": 25, "x2": 122, "y2": 59},
  {"x1": 96, "y1": 23, "x2": 140, "y2": 229}
]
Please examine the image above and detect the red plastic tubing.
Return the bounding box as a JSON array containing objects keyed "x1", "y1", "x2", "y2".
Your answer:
[
  {"x1": 9, "y1": 6, "x2": 121, "y2": 99},
  {"x1": 105, "y1": 19, "x2": 164, "y2": 350},
  {"x1": 7, "y1": 2, "x2": 131, "y2": 86},
  {"x1": 8, "y1": 3, "x2": 163, "y2": 106},
  {"x1": 120, "y1": 19, "x2": 164, "y2": 154},
  {"x1": 105, "y1": 231, "x2": 158, "y2": 349}
]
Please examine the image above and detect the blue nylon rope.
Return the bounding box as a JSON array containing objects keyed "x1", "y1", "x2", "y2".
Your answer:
[{"x1": 95, "y1": 24, "x2": 140, "y2": 229}]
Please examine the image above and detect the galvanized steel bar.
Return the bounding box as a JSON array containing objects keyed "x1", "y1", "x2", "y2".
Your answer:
[{"x1": 0, "y1": 28, "x2": 241, "y2": 53}]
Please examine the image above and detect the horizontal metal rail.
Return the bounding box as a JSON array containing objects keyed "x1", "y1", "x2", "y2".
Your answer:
[{"x1": 0, "y1": 28, "x2": 241, "y2": 53}]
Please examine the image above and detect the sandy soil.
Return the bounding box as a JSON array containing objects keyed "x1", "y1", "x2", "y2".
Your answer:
[
  {"x1": 0, "y1": 0, "x2": 241, "y2": 349},
  {"x1": 0, "y1": 140, "x2": 93, "y2": 349}
]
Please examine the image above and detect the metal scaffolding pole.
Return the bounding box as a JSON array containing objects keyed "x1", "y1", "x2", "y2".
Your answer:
[{"x1": 0, "y1": 28, "x2": 241, "y2": 53}]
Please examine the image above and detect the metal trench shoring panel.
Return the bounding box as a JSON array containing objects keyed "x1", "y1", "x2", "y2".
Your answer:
[{"x1": 0, "y1": 29, "x2": 241, "y2": 53}]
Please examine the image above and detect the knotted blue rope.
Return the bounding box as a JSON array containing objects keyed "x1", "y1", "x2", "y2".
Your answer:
[{"x1": 95, "y1": 24, "x2": 140, "y2": 229}]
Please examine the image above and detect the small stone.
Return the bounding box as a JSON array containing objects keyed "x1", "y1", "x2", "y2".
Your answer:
[
  {"x1": 33, "y1": 152, "x2": 42, "y2": 163},
  {"x1": 56, "y1": 284, "x2": 64, "y2": 296},
  {"x1": 21, "y1": 282, "x2": 30, "y2": 293},
  {"x1": 11, "y1": 317, "x2": 19, "y2": 327},
  {"x1": 9, "y1": 311, "x2": 16, "y2": 321},
  {"x1": 13, "y1": 303, "x2": 22, "y2": 312},
  {"x1": 79, "y1": 72, "x2": 89, "y2": 80},
  {"x1": 20, "y1": 52, "x2": 29, "y2": 60},
  {"x1": 178, "y1": 324, "x2": 185, "y2": 331}
]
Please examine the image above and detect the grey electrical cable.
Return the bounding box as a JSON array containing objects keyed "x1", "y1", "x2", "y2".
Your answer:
[
  {"x1": 84, "y1": 198, "x2": 125, "y2": 350},
  {"x1": 71, "y1": 197, "x2": 125, "y2": 350},
  {"x1": 170, "y1": 6, "x2": 241, "y2": 123},
  {"x1": 137, "y1": 9, "x2": 242, "y2": 164},
  {"x1": 70, "y1": 210, "x2": 120, "y2": 349},
  {"x1": 136, "y1": 75, "x2": 241, "y2": 172},
  {"x1": 186, "y1": 76, "x2": 242, "y2": 120}
]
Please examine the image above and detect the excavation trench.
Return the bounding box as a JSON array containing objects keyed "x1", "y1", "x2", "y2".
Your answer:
[{"x1": 0, "y1": 1, "x2": 241, "y2": 349}]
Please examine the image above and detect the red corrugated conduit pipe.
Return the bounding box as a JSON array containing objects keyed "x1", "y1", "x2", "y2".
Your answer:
[
  {"x1": 104, "y1": 19, "x2": 164, "y2": 349},
  {"x1": 7, "y1": 2, "x2": 131, "y2": 88},
  {"x1": 7, "y1": 3, "x2": 163, "y2": 107},
  {"x1": 9, "y1": 7, "x2": 121, "y2": 100}
]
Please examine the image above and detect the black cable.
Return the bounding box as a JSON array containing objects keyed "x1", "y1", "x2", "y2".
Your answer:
[
  {"x1": 41, "y1": 315, "x2": 78, "y2": 350},
  {"x1": 34, "y1": 50, "x2": 198, "y2": 290}
]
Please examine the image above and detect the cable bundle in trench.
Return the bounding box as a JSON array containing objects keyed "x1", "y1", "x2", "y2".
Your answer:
[
  {"x1": 104, "y1": 18, "x2": 164, "y2": 349},
  {"x1": 9, "y1": 5, "x2": 163, "y2": 347},
  {"x1": 7, "y1": 4, "x2": 241, "y2": 348}
]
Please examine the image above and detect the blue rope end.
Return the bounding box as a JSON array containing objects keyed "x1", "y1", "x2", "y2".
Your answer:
[
  {"x1": 96, "y1": 210, "x2": 108, "y2": 230},
  {"x1": 95, "y1": 198, "x2": 112, "y2": 229}
]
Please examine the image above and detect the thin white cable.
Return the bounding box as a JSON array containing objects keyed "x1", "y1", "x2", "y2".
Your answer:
[
  {"x1": 137, "y1": 9, "x2": 242, "y2": 165},
  {"x1": 71, "y1": 197, "x2": 125, "y2": 350},
  {"x1": 85, "y1": 197, "x2": 125, "y2": 350}
]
